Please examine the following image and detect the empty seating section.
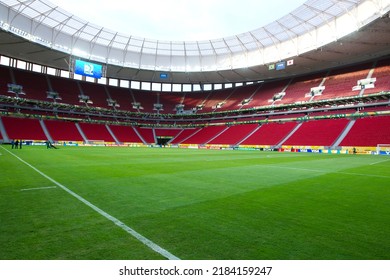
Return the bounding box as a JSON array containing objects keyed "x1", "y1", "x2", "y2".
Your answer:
[
  {"x1": 283, "y1": 119, "x2": 350, "y2": 146},
  {"x1": 108, "y1": 125, "x2": 142, "y2": 143},
  {"x1": 241, "y1": 122, "x2": 297, "y2": 146},
  {"x1": 44, "y1": 119, "x2": 83, "y2": 141},
  {"x1": 0, "y1": 66, "x2": 14, "y2": 96},
  {"x1": 106, "y1": 87, "x2": 134, "y2": 111},
  {"x1": 281, "y1": 73, "x2": 324, "y2": 104},
  {"x1": 136, "y1": 127, "x2": 155, "y2": 144},
  {"x1": 78, "y1": 123, "x2": 115, "y2": 142},
  {"x1": 232, "y1": 84, "x2": 262, "y2": 110},
  {"x1": 314, "y1": 63, "x2": 372, "y2": 100},
  {"x1": 250, "y1": 80, "x2": 287, "y2": 107},
  {"x1": 49, "y1": 75, "x2": 81, "y2": 105},
  {"x1": 340, "y1": 116, "x2": 390, "y2": 147},
  {"x1": 202, "y1": 88, "x2": 237, "y2": 112},
  {"x1": 219, "y1": 88, "x2": 244, "y2": 111},
  {"x1": 13, "y1": 69, "x2": 49, "y2": 101},
  {"x1": 181, "y1": 126, "x2": 226, "y2": 144},
  {"x1": 132, "y1": 90, "x2": 158, "y2": 112},
  {"x1": 208, "y1": 124, "x2": 259, "y2": 145},
  {"x1": 2, "y1": 116, "x2": 46, "y2": 140},
  {"x1": 212, "y1": 88, "x2": 236, "y2": 112},
  {"x1": 363, "y1": 58, "x2": 390, "y2": 95},
  {"x1": 170, "y1": 128, "x2": 200, "y2": 144},
  {"x1": 80, "y1": 82, "x2": 110, "y2": 109},
  {"x1": 191, "y1": 91, "x2": 216, "y2": 113},
  {"x1": 181, "y1": 91, "x2": 207, "y2": 113},
  {"x1": 159, "y1": 92, "x2": 184, "y2": 113}
]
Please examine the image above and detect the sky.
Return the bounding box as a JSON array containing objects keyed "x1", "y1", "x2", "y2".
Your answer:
[{"x1": 50, "y1": 0, "x2": 306, "y2": 41}]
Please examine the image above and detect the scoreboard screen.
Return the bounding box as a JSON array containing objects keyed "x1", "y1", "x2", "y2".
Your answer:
[{"x1": 74, "y1": 59, "x2": 103, "y2": 79}]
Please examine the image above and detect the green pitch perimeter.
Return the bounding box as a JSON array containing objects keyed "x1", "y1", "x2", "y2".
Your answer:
[{"x1": 0, "y1": 145, "x2": 389, "y2": 260}]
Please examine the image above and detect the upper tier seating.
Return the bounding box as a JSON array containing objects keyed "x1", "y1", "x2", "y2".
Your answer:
[
  {"x1": 79, "y1": 82, "x2": 111, "y2": 109},
  {"x1": 363, "y1": 58, "x2": 390, "y2": 95},
  {"x1": 159, "y1": 92, "x2": 186, "y2": 114},
  {"x1": 13, "y1": 69, "x2": 49, "y2": 101},
  {"x1": 131, "y1": 90, "x2": 159, "y2": 113},
  {"x1": 313, "y1": 63, "x2": 373, "y2": 100},
  {"x1": 201, "y1": 87, "x2": 239, "y2": 112},
  {"x1": 48, "y1": 75, "x2": 82, "y2": 105},
  {"x1": 0, "y1": 65, "x2": 14, "y2": 97},
  {"x1": 249, "y1": 80, "x2": 287, "y2": 107},
  {"x1": 281, "y1": 73, "x2": 324, "y2": 104},
  {"x1": 2, "y1": 57, "x2": 389, "y2": 116},
  {"x1": 105, "y1": 87, "x2": 134, "y2": 111}
]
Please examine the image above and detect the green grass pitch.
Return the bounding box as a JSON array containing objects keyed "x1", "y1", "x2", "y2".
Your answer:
[{"x1": 0, "y1": 145, "x2": 389, "y2": 260}]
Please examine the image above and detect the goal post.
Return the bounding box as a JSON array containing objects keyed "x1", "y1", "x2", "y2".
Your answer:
[{"x1": 376, "y1": 144, "x2": 390, "y2": 155}]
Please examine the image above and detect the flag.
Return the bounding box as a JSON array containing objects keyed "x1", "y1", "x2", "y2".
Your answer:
[
  {"x1": 287, "y1": 59, "x2": 294, "y2": 66},
  {"x1": 268, "y1": 64, "x2": 275, "y2": 70}
]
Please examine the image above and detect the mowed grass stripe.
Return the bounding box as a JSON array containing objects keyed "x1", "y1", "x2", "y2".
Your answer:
[
  {"x1": 76, "y1": 153, "x2": 388, "y2": 218},
  {"x1": 26, "y1": 150, "x2": 349, "y2": 218},
  {"x1": 128, "y1": 170, "x2": 389, "y2": 259},
  {"x1": 1, "y1": 145, "x2": 389, "y2": 259}
]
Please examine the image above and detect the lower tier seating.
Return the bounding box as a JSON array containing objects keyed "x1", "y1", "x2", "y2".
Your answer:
[{"x1": 1, "y1": 116, "x2": 389, "y2": 148}]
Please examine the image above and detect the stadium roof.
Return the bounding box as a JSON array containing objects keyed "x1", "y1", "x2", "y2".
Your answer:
[{"x1": 0, "y1": 0, "x2": 390, "y2": 85}]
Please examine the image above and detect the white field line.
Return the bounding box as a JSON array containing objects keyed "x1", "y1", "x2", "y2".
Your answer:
[
  {"x1": 263, "y1": 165, "x2": 390, "y2": 179},
  {"x1": 1, "y1": 146, "x2": 179, "y2": 260},
  {"x1": 20, "y1": 186, "x2": 57, "y2": 191},
  {"x1": 369, "y1": 159, "x2": 390, "y2": 166}
]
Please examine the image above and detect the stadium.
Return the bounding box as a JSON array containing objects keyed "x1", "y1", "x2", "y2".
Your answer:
[{"x1": 0, "y1": 0, "x2": 389, "y2": 261}]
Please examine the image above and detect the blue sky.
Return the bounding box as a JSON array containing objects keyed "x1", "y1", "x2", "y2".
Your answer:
[{"x1": 50, "y1": 0, "x2": 306, "y2": 41}]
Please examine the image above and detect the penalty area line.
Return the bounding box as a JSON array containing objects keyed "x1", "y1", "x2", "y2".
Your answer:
[{"x1": 0, "y1": 146, "x2": 179, "y2": 260}]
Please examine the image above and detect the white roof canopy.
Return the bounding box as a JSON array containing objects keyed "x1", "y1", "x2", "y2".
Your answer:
[{"x1": 0, "y1": 0, "x2": 389, "y2": 83}]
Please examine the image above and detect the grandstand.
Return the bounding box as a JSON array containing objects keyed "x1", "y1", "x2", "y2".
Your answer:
[
  {"x1": 0, "y1": 0, "x2": 390, "y2": 154},
  {"x1": 0, "y1": 0, "x2": 390, "y2": 265},
  {"x1": 1, "y1": 58, "x2": 389, "y2": 153}
]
